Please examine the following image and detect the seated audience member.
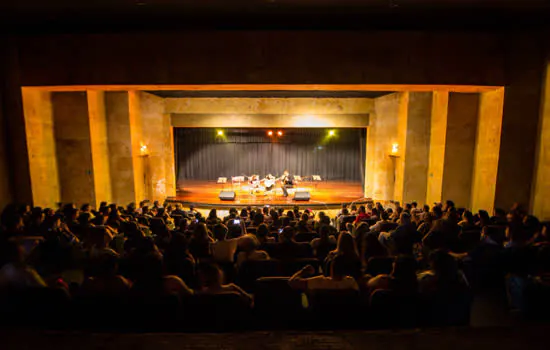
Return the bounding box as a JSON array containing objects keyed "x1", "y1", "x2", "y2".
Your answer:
[
  {"x1": 311, "y1": 225, "x2": 337, "y2": 261},
  {"x1": 255, "y1": 223, "x2": 275, "y2": 244},
  {"x1": 240, "y1": 208, "x2": 248, "y2": 219},
  {"x1": 369, "y1": 211, "x2": 391, "y2": 233},
  {"x1": 80, "y1": 250, "x2": 131, "y2": 296},
  {"x1": 523, "y1": 215, "x2": 541, "y2": 243},
  {"x1": 417, "y1": 249, "x2": 469, "y2": 297},
  {"x1": 354, "y1": 205, "x2": 370, "y2": 224},
  {"x1": 390, "y1": 206, "x2": 403, "y2": 222},
  {"x1": 380, "y1": 213, "x2": 421, "y2": 255},
  {"x1": 0, "y1": 241, "x2": 47, "y2": 289},
  {"x1": 443, "y1": 200, "x2": 455, "y2": 213},
  {"x1": 236, "y1": 234, "x2": 269, "y2": 267},
  {"x1": 289, "y1": 255, "x2": 359, "y2": 291},
  {"x1": 206, "y1": 209, "x2": 220, "y2": 226},
  {"x1": 458, "y1": 210, "x2": 476, "y2": 231},
  {"x1": 171, "y1": 203, "x2": 188, "y2": 218},
  {"x1": 197, "y1": 263, "x2": 253, "y2": 304},
  {"x1": 337, "y1": 203, "x2": 348, "y2": 218},
  {"x1": 272, "y1": 226, "x2": 311, "y2": 260},
  {"x1": 476, "y1": 210, "x2": 492, "y2": 228},
  {"x1": 367, "y1": 255, "x2": 418, "y2": 296},
  {"x1": 163, "y1": 233, "x2": 196, "y2": 287},
  {"x1": 223, "y1": 208, "x2": 238, "y2": 224},
  {"x1": 362, "y1": 231, "x2": 389, "y2": 262},
  {"x1": 187, "y1": 205, "x2": 198, "y2": 218},
  {"x1": 325, "y1": 232, "x2": 362, "y2": 279},
  {"x1": 417, "y1": 212, "x2": 435, "y2": 236},
  {"x1": 491, "y1": 208, "x2": 507, "y2": 226},
  {"x1": 422, "y1": 212, "x2": 461, "y2": 253},
  {"x1": 211, "y1": 223, "x2": 238, "y2": 263},
  {"x1": 252, "y1": 212, "x2": 265, "y2": 227},
  {"x1": 296, "y1": 214, "x2": 311, "y2": 233},
  {"x1": 131, "y1": 251, "x2": 193, "y2": 297},
  {"x1": 188, "y1": 223, "x2": 215, "y2": 260},
  {"x1": 350, "y1": 204, "x2": 358, "y2": 215}
]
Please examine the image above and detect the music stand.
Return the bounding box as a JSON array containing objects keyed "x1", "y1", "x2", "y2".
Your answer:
[
  {"x1": 312, "y1": 175, "x2": 322, "y2": 192},
  {"x1": 217, "y1": 177, "x2": 227, "y2": 190}
]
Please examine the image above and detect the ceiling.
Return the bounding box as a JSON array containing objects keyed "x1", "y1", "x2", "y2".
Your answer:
[
  {"x1": 146, "y1": 90, "x2": 393, "y2": 99},
  {"x1": 1, "y1": 0, "x2": 549, "y2": 32}
]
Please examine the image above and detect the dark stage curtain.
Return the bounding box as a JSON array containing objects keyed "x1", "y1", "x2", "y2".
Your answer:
[{"x1": 175, "y1": 128, "x2": 366, "y2": 184}]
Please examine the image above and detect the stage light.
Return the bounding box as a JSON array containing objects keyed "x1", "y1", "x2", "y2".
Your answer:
[
  {"x1": 391, "y1": 143, "x2": 399, "y2": 154},
  {"x1": 277, "y1": 130, "x2": 283, "y2": 136},
  {"x1": 329, "y1": 130, "x2": 335, "y2": 136},
  {"x1": 217, "y1": 130, "x2": 224, "y2": 136},
  {"x1": 267, "y1": 130, "x2": 273, "y2": 136}
]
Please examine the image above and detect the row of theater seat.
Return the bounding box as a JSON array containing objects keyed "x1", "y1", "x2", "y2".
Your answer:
[{"x1": 0, "y1": 277, "x2": 473, "y2": 332}]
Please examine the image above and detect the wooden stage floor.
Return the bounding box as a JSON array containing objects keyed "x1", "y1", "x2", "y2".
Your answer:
[{"x1": 168, "y1": 180, "x2": 368, "y2": 209}]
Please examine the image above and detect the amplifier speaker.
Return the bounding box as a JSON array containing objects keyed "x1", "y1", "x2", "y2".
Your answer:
[
  {"x1": 293, "y1": 191, "x2": 310, "y2": 201},
  {"x1": 219, "y1": 191, "x2": 236, "y2": 201}
]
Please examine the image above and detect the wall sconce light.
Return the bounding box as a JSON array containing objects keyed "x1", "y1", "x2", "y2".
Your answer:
[
  {"x1": 140, "y1": 143, "x2": 149, "y2": 155},
  {"x1": 391, "y1": 143, "x2": 399, "y2": 154},
  {"x1": 277, "y1": 130, "x2": 283, "y2": 137}
]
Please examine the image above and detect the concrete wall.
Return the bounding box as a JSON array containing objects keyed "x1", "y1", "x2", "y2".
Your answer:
[
  {"x1": 140, "y1": 92, "x2": 173, "y2": 201},
  {"x1": 366, "y1": 93, "x2": 405, "y2": 201},
  {"x1": 105, "y1": 92, "x2": 136, "y2": 205},
  {"x1": 52, "y1": 92, "x2": 96, "y2": 206},
  {"x1": 21, "y1": 89, "x2": 60, "y2": 208},
  {"x1": 402, "y1": 92, "x2": 432, "y2": 203},
  {"x1": 441, "y1": 93, "x2": 480, "y2": 208},
  {"x1": 3, "y1": 31, "x2": 548, "y2": 210},
  {"x1": 87, "y1": 91, "x2": 113, "y2": 206},
  {"x1": 532, "y1": 62, "x2": 550, "y2": 220}
]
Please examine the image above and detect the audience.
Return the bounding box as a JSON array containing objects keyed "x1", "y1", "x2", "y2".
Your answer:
[{"x1": 0, "y1": 194, "x2": 547, "y2": 330}]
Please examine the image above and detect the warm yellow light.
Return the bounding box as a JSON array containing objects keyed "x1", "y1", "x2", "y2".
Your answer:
[
  {"x1": 329, "y1": 130, "x2": 335, "y2": 136},
  {"x1": 217, "y1": 130, "x2": 224, "y2": 136},
  {"x1": 140, "y1": 143, "x2": 148, "y2": 155},
  {"x1": 267, "y1": 130, "x2": 273, "y2": 136},
  {"x1": 391, "y1": 143, "x2": 399, "y2": 154},
  {"x1": 277, "y1": 130, "x2": 283, "y2": 136}
]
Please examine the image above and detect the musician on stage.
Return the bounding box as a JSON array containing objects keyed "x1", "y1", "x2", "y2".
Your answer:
[
  {"x1": 280, "y1": 170, "x2": 294, "y2": 197},
  {"x1": 263, "y1": 174, "x2": 276, "y2": 192}
]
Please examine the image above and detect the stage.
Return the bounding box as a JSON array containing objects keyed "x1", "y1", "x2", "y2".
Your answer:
[{"x1": 166, "y1": 180, "x2": 368, "y2": 209}]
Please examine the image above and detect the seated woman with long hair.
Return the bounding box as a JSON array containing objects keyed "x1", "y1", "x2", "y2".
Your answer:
[
  {"x1": 188, "y1": 223, "x2": 215, "y2": 261},
  {"x1": 311, "y1": 225, "x2": 336, "y2": 261},
  {"x1": 80, "y1": 250, "x2": 131, "y2": 297},
  {"x1": 325, "y1": 232, "x2": 362, "y2": 279},
  {"x1": 206, "y1": 209, "x2": 221, "y2": 226}
]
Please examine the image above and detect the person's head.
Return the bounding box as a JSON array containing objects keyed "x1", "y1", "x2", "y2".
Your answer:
[
  {"x1": 240, "y1": 234, "x2": 260, "y2": 253},
  {"x1": 404, "y1": 203, "x2": 412, "y2": 212},
  {"x1": 380, "y1": 211, "x2": 389, "y2": 221},
  {"x1": 263, "y1": 206, "x2": 269, "y2": 215},
  {"x1": 253, "y1": 212, "x2": 264, "y2": 226},
  {"x1": 256, "y1": 223, "x2": 269, "y2": 238},
  {"x1": 523, "y1": 215, "x2": 541, "y2": 240},
  {"x1": 319, "y1": 225, "x2": 331, "y2": 240},
  {"x1": 80, "y1": 203, "x2": 91, "y2": 212},
  {"x1": 139, "y1": 251, "x2": 164, "y2": 281},
  {"x1": 354, "y1": 222, "x2": 370, "y2": 236},
  {"x1": 212, "y1": 223, "x2": 228, "y2": 241},
  {"x1": 429, "y1": 249, "x2": 458, "y2": 278},
  {"x1": 189, "y1": 205, "x2": 195, "y2": 211},
  {"x1": 481, "y1": 225, "x2": 505, "y2": 245},
  {"x1": 341, "y1": 203, "x2": 348, "y2": 210},
  {"x1": 506, "y1": 222, "x2": 528, "y2": 244},
  {"x1": 443, "y1": 200, "x2": 455, "y2": 212},
  {"x1": 208, "y1": 209, "x2": 217, "y2": 219},
  {"x1": 342, "y1": 208, "x2": 349, "y2": 216},
  {"x1": 350, "y1": 204, "x2": 357, "y2": 212},
  {"x1": 431, "y1": 205, "x2": 443, "y2": 219},
  {"x1": 283, "y1": 170, "x2": 289, "y2": 176},
  {"x1": 301, "y1": 213, "x2": 309, "y2": 222},
  {"x1": 423, "y1": 204, "x2": 430, "y2": 213},
  {"x1": 240, "y1": 208, "x2": 248, "y2": 218},
  {"x1": 330, "y1": 255, "x2": 350, "y2": 279},
  {"x1": 153, "y1": 200, "x2": 160, "y2": 208},
  {"x1": 399, "y1": 212, "x2": 411, "y2": 225},
  {"x1": 391, "y1": 255, "x2": 418, "y2": 280},
  {"x1": 286, "y1": 210, "x2": 295, "y2": 220},
  {"x1": 478, "y1": 210, "x2": 491, "y2": 226},
  {"x1": 78, "y1": 212, "x2": 92, "y2": 226},
  {"x1": 280, "y1": 226, "x2": 296, "y2": 242},
  {"x1": 270, "y1": 210, "x2": 279, "y2": 222},
  {"x1": 358, "y1": 205, "x2": 366, "y2": 214},
  {"x1": 94, "y1": 250, "x2": 120, "y2": 277},
  {"x1": 198, "y1": 263, "x2": 224, "y2": 288},
  {"x1": 493, "y1": 208, "x2": 506, "y2": 218},
  {"x1": 411, "y1": 201, "x2": 418, "y2": 209},
  {"x1": 336, "y1": 232, "x2": 358, "y2": 257},
  {"x1": 395, "y1": 206, "x2": 403, "y2": 215},
  {"x1": 371, "y1": 208, "x2": 379, "y2": 218},
  {"x1": 193, "y1": 223, "x2": 211, "y2": 241},
  {"x1": 462, "y1": 210, "x2": 474, "y2": 223}
]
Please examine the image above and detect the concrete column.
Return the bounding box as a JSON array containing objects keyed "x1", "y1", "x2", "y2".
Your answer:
[
  {"x1": 532, "y1": 63, "x2": 550, "y2": 220},
  {"x1": 471, "y1": 88, "x2": 505, "y2": 213},
  {"x1": 426, "y1": 91, "x2": 449, "y2": 205},
  {"x1": 21, "y1": 89, "x2": 60, "y2": 208},
  {"x1": 441, "y1": 93, "x2": 479, "y2": 208},
  {"x1": 128, "y1": 91, "x2": 147, "y2": 203},
  {"x1": 87, "y1": 91, "x2": 113, "y2": 207},
  {"x1": 140, "y1": 92, "x2": 174, "y2": 202},
  {"x1": 367, "y1": 93, "x2": 407, "y2": 201},
  {"x1": 0, "y1": 88, "x2": 13, "y2": 210},
  {"x1": 402, "y1": 92, "x2": 432, "y2": 204},
  {"x1": 52, "y1": 92, "x2": 96, "y2": 206},
  {"x1": 105, "y1": 92, "x2": 137, "y2": 205}
]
